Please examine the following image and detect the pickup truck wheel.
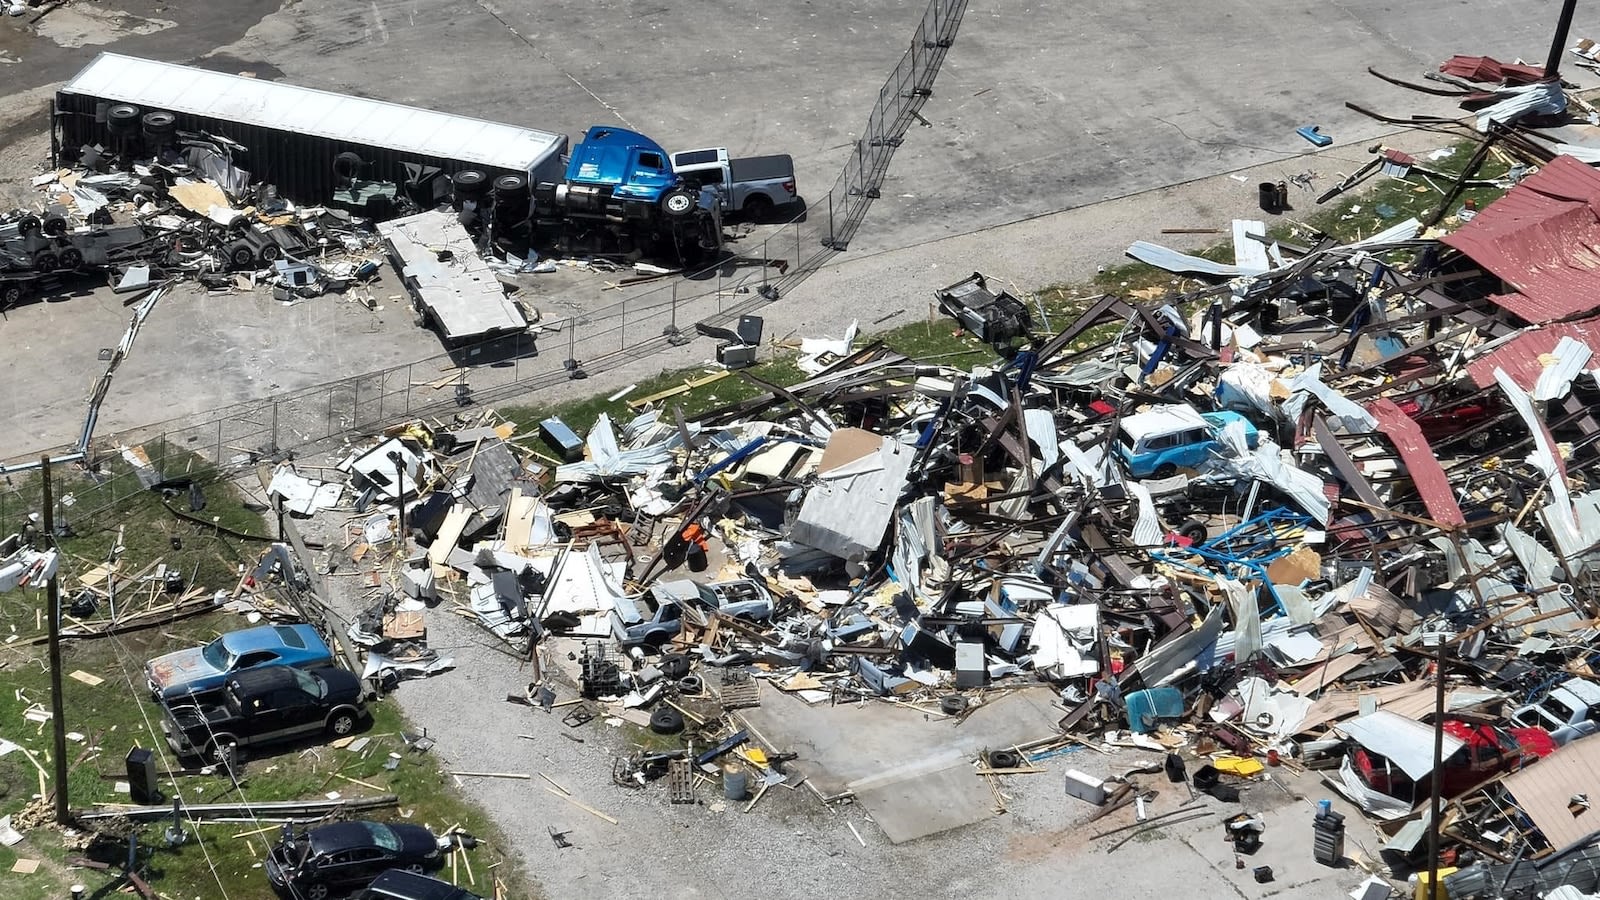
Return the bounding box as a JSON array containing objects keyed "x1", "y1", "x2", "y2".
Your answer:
[
  {"x1": 229, "y1": 246, "x2": 256, "y2": 269},
  {"x1": 59, "y1": 249, "x2": 83, "y2": 270},
  {"x1": 33, "y1": 252, "x2": 58, "y2": 272},
  {"x1": 42, "y1": 215, "x2": 67, "y2": 237},
  {"x1": 1152, "y1": 463, "x2": 1177, "y2": 480},
  {"x1": 649, "y1": 706, "x2": 685, "y2": 735},
  {"x1": 326, "y1": 711, "x2": 358, "y2": 737},
  {"x1": 742, "y1": 194, "x2": 773, "y2": 221},
  {"x1": 17, "y1": 215, "x2": 40, "y2": 236},
  {"x1": 208, "y1": 735, "x2": 238, "y2": 765},
  {"x1": 258, "y1": 243, "x2": 282, "y2": 263},
  {"x1": 661, "y1": 188, "x2": 697, "y2": 217},
  {"x1": 1, "y1": 284, "x2": 22, "y2": 308}
]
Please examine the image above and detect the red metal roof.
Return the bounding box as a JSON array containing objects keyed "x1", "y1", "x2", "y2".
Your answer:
[
  {"x1": 1442, "y1": 155, "x2": 1600, "y2": 325},
  {"x1": 1439, "y1": 55, "x2": 1545, "y2": 85},
  {"x1": 1366, "y1": 399, "x2": 1467, "y2": 527},
  {"x1": 1465, "y1": 314, "x2": 1600, "y2": 390}
]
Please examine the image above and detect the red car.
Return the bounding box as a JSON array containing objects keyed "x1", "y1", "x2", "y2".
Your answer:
[
  {"x1": 1355, "y1": 718, "x2": 1554, "y2": 802},
  {"x1": 1397, "y1": 391, "x2": 1501, "y2": 450}
]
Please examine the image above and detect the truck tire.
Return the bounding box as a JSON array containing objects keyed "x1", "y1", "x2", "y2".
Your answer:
[
  {"x1": 106, "y1": 104, "x2": 142, "y2": 134},
  {"x1": 207, "y1": 734, "x2": 238, "y2": 765},
  {"x1": 1176, "y1": 518, "x2": 1208, "y2": 545},
  {"x1": 229, "y1": 245, "x2": 256, "y2": 269},
  {"x1": 141, "y1": 110, "x2": 177, "y2": 136},
  {"x1": 452, "y1": 170, "x2": 489, "y2": 198},
  {"x1": 742, "y1": 194, "x2": 773, "y2": 221},
  {"x1": 1152, "y1": 463, "x2": 1177, "y2": 480},
  {"x1": 17, "y1": 214, "x2": 40, "y2": 236},
  {"x1": 33, "y1": 252, "x2": 58, "y2": 272},
  {"x1": 649, "y1": 706, "x2": 684, "y2": 735},
  {"x1": 42, "y1": 215, "x2": 67, "y2": 237},
  {"x1": 661, "y1": 188, "x2": 697, "y2": 217},
  {"x1": 258, "y1": 243, "x2": 283, "y2": 263},
  {"x1": 59, "y1": 249, "x2": 83, "y2": 270},
  {"x1": 1, "y1": 284, "x2": 22, "y2": 308},
  {"x1": 493, "y1": 174, "x2": 528, "y2": 195}
]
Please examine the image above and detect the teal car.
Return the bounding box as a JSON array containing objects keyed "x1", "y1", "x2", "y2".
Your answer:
[{"x1": 1117, "y1": 406, "x2": 1258, "y2": 479}]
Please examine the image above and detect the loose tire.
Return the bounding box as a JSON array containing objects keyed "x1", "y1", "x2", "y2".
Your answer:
[
  {"x1": 649, "y1": 706, "x2": 684, "y2": 735},
  {"x1": 940, "y1": 695, "x2": 969, "y2": 716}
]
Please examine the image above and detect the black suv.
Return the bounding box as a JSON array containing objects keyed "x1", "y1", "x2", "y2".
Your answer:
[
  {"x1": 359, "y1": 869, "x2": 485, "y2": 900},
  {"x1": 267, "y1": 821, "x2": 445, "y2": 900},
  {"x1": 161, "y1": 665, "x2": 367, "y2": 762}
]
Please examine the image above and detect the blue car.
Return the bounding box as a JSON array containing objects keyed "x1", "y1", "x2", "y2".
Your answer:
[
  {"x1": 145, "y1": 623, "x2": 333, "y2": 703},
  {"x1": 1117, "y1": 406, "x2": 1259, "y2": 479}
]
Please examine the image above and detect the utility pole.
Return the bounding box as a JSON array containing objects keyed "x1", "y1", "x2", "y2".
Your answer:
[
  {"x1": 40, "y1": 456, "x2": 71, "y2": 825},
  {"x1": 1427, "y1": 634, "x2": 1448, "y2": 900},
  {"x1": 388, "y1": 451, "x2": 407, "y2": 545},
  {"x1": 1544, "y1": 0, "x2": 1579, "y2": 82}
]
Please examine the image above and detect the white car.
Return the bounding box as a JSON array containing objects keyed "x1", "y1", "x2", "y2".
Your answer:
[{"x1": 1512, "y1": 677, "x2": 1600, "y2": 746}]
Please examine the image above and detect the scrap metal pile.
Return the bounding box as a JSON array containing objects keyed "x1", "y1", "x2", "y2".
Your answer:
[
  {"x1": 0, "y1": 123, "x2": 386, "y2": 307},
  {"x1": 258, "y1": 126, "x2": 1600, "y2": 893}
]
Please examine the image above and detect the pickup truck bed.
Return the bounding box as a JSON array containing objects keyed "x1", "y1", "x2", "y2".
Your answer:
[{"x1": 729, "y1": 155, "x2": 794, "y2": 183}]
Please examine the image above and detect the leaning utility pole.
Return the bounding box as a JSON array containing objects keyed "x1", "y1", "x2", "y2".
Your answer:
[
  {"x1": 40, "y1": 456, "x2": 71, "y2": 825},
  {"x1": 1427, "y1": 635, "x2": 1448, "y2": 900},
  {"x1": 1544, "y1": 0, "x2": 1579, "y2": 83}
]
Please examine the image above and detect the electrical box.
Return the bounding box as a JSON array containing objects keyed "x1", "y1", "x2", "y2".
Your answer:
[{"x1": 126, "y1": 747, "x2": 159, "y2": 805}]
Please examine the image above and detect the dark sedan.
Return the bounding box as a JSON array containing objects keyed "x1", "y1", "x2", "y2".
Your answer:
[{"x1": 267, "y1": 821, "x2": 444, "y2": 900}]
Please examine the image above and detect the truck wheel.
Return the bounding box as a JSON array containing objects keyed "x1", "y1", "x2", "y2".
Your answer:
[
  {"x1": 59, "y1": 249, "x2": 83, "y2": 270},
  {"x1": 229, "y1": 246, "x2": 256, "y2": 269},
  {"x1": 452, "y1": 170, "x2": 489, "y2": 198},
  {"x1": 141, "y1": 111, "x2": 177, "y2": 136},
  {"x1": 333, "y1": 151, "x2": 363, "y2": 181},
  {"x1": 649, "y1": 706, "x2": 684, "y2": 735},
  {"x1": 326, "y1": 710, "x2": 358, "y2": 737},
  {"x1": 1, "y1": 284, "x2": 22, "y2": 308},
  {"x1": 742, "y1": 194, "x2": 773, "y2": 221},
  {"x1": 661, "y1": 188, "x2": 697, "y2": 217},
  {"x1": 42, "y1": 215, "x2": 67, "y2": 237},
  {"x1": 106, "y1": 104, "x2": 142, "y2": 134},
  {"x1": 17, "y1": 215, "x2": 40, "y2": 236},
  {"x1": 33, "y1": 252, "x2": 58, "y2": 272},
  {"x1": 208, "y1": 735, "x2": 238, "y2": 765},
  {"x1": 1176, "y1": 518, "x2": 1208, "y2": 545},
  {"x1": 1152, "y1": 463, "x2": 1177, "y2": 480},
  {"x1": 493, "y1": 174, "x2": 528, "y2": 195},
  {"x1": 258, "y1": 243, "x2": 282, "y2": 263}
]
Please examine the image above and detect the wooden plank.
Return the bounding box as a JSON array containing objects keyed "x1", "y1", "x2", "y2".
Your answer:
[{"x1": 428, "y1": 505, "x2": 472, "y2": 567}]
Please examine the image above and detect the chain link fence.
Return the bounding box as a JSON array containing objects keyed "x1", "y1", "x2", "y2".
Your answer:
[{"x1": 1, "y1": 0, "x2": 969, "y2": 524}]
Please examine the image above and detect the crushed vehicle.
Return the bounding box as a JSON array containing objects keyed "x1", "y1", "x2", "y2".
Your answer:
[
  {"x1": 1350, "y1": 716, "x2": 1555, "y2": 803},
  {"x1": 267, "y1": 821, "x2": 445, "y2": 900},
  {"x1": 611, "y1": 588, "x2": 686, "y2": 650},
  {"x1": 145, "y1": 622, "x2": 333, "y2": 702},
  {"x1": 1512, "y1": 677, "x2": 1600, "y2": 746},
  {"x1": 934, "y1": 271, "x2": 1032, "y2": 346},
  {"x1": 161, "y1": 665, "x2": 367, "y2": 762},
  {"x1": 1116, "y1": 405, "x2": 1258, "y2": 479}
]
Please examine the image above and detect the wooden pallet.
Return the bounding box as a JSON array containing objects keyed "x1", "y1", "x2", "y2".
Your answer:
[
  {"x1": 716, "y1": 673, "x2": 761, "y2": 710},
  {"x1": 667, "y1": 758, "x2": 694, "y2": 804}
]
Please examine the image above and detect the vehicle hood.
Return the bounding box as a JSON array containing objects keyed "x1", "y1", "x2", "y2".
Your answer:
[
  {"x1": 1511, "y1": 726, "x2": 1558, "y2": 758},
  {"x1": 147, "y1": 647, "x2": 220, "y2": 693},
  {"x1": 612, "y1": 596, "x2": 645, "y2": 625},
  {"x1": 314, "y1": 667, "x2": 363, "y2": 703}
]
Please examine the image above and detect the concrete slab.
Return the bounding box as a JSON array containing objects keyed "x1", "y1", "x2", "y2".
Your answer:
[{"x1": 854, "y1": 759, "x2": 994, "y2": 843}]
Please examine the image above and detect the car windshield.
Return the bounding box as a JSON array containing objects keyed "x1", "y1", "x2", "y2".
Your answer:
[
  {"x1": 201, "y1": 637, "x2": 234, "y2": 671},
  {"x1": 290, "y1": 667, "x2": 325, "y2": 699},
  {"x1": 697, "y1": 585, "x2": 720, "y2": 608},
  {"x1": 360, "y1": 822, "x2": 400, "y2": 852},
  {"x1": 1545, "y1": 695, "x2": 1578, "y2": 724}
]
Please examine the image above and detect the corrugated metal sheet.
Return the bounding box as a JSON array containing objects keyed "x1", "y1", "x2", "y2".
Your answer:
[
  {"x1": 1465, "y1": 315, "x2": 1600, "y2": 390},
  {"x1": 60, "y1": 53, "x2": 564, "y2": 174},
  {"x1": 1502, "y1": 735, "x2": 1600, "y2": 851},
  {"x1": 1441, "y1": 155, "x2": 1600, "y2": 324},
  {"x1": 1366, "y1": 399, "x2": 1467, "y2": 526}
]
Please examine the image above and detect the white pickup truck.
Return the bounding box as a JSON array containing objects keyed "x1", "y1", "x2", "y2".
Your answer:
[
  {"x1": 1512, "y1": 677, "x2": 1600, "y2": 746},
  {"x1": 670, "y1": 149, "x2": 797, "y2": 221}
]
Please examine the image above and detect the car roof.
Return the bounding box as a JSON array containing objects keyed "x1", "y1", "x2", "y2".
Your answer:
[
  {"x1": 219, "y1": 623, "x2": 319, "y2": 653},
  {"x1": 1119, "y1": 405, "x2": 1209, "y2": 441},
  {"x1": 307, "y1": 821, "x2": 393, "y2": 854},
  {"x1": 229, "y1": 666, "x2": 301, "y2": 691}
]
